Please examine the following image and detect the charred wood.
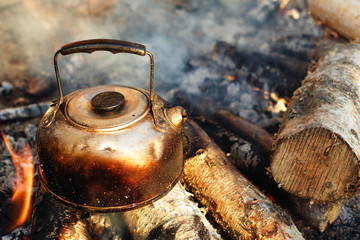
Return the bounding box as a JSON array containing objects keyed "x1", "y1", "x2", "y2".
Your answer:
[
  {"x1": 230, "y1": 140, "x2": 265, "y2": 175},
  {"x1": 211, "y1": 109, "x2": 273, "y2": 153},
  {"x1": 123, "y1": 183, "x2": 221, "y2": 240},
  {"x1": 245, "y1": 0, "x2": 279, "y2": 25},
  {"x1": 0, "y1": 155, "x2": 15, "y2": 206},
  {"x1": 192, "y1": 99, "x2": 273, "y2": 153},
  {"x1": 0, "y1": 81, "x2": 13, "y2": 97},
  {"x1": 211, "y1": 40, "x2": 312, "y2": 80},
  {"x1": 0, "y1": 191, "x2": 31, "y2": 237},
  {"x1": 0, "y1": 102, "x2": 50, "y2": 122},
  {"x1": 0, "y1": 226, "x2": 30, "y2": 240},
  {"x1": 31, "y1": 183, "x2": 219, "y2": 239},
  {"x1": 30, "y1": 188, "x2": 92, "y2": 240},
  {"x1": 182, "y1": 119, "x2": 303, "y2": 240},
  {"x1": 297, "y1": 191, "x2": 360, "y2": 239},
  {"x1": 193, "y1": 116, "x2": 269, "y2": 180},
  {"x1": 31, "y1": 187, "x2": 131, "y2": 239},
  {"x1": 272, "y1": 35, "x2": 318, "y2": 63},
  {"x1": 289, "y1": 196, "x2": 343, "y2": 233}
]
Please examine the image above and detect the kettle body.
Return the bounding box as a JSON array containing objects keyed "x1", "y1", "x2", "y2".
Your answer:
[{"x1": 36, "y1": 40, "x2": 187, "y2": 211}]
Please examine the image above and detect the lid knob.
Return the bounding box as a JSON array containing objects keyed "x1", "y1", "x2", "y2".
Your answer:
[{"x1": 91, "y1": 91, "x2": 125, "y2": 111}]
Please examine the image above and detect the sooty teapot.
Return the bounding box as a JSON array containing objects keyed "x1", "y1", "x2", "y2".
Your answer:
[{"x1": 36, "y1": 39, "x2": 187, "y2": 211}]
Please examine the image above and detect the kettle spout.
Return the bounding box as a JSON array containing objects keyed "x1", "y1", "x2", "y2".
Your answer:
[{"x1": 166, "y1": 106, "x2": 188, "y2": 129}]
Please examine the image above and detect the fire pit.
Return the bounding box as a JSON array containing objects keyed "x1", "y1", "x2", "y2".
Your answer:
[{"x1": 0, "y1": 0, "x2": 360, "y2": 239}]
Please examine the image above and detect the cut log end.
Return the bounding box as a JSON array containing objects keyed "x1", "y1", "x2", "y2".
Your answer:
[{"x1": 272, "y1": 127, "x2": 359, "y2": 202}]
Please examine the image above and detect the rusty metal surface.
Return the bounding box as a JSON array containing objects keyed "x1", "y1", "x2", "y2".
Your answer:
[
  {"x1": 35, "y1": 40, "x2": 187, "y2": 212},
  {"x1": 65, "y1": 85, "x2": 149, "y2": 130},
  {"x1": 36, "y1": 90, "x2": 185, "y2": 211}
]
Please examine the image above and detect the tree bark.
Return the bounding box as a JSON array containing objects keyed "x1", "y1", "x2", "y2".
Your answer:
[
  {"x1": 32, "y1": 183, "x2": 220, "y2": 239},
  {"x1": 309, "y1": 0, "x2": 360, "y2": 41},
  {"x1": 288, "y1": 196, "x2": 343, "y2": 233},
  {"x1": 122, "y1": 183, "x2": 221, "y2": 240},
  {"x1": 192, "y1": 116, "x2": 348, "y2": 232},
  {"x1": 182, "y1": 119, "x2": 304, "y2": 240},
  {"x1": 271, "y1": 43, "x2": 360, "y2": 203}
]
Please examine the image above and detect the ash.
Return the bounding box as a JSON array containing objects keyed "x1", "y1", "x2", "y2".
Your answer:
[{"x1": 0, "y1": 0, "x2": 359, "y2": 239}]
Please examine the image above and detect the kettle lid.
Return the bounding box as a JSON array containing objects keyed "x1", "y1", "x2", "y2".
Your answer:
[{"x1": 65, "y1": 85, "x2": 149, "y2": 130}]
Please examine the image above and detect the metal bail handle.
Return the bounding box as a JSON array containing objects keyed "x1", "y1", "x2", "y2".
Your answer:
[{"x1": 53, "y1": 39, "x2": 155, "y2": 111}]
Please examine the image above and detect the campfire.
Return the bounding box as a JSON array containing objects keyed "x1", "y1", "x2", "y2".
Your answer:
[
  {"x1": 1, "y1": 0, "x2": 360, "y2": 239},
  {"x1": 0, "y1": 130, "x2": 33, "y2": 234}
]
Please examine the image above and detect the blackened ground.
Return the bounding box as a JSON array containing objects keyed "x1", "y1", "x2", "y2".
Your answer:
[{"x1": 1, "y1": 0, "x2": 359, "y2": 239}]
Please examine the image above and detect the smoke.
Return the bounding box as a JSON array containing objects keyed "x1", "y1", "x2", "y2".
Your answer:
[
  {"x1": 0, "y1": 0, "x2": 322, "y2": 127},
  {"x1": 0, "y1": 0, "x2": 261, "y2": 94}
]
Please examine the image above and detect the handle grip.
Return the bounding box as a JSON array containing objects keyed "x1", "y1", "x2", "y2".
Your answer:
[
  {"x1": 60, "y1": 39, "x2": 147, "y2": 56},
  {"x1": 52, "y1": 39, "x2": 155, "y2": 121}
]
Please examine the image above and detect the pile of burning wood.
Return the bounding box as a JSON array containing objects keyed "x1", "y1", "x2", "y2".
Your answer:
[{"x1": 1, "y1": 0, "x2": 360, "y2": 239}]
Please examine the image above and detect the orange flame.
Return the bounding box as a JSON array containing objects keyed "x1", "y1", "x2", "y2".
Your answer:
[{"x1": 1, "y1": 130, "x2": 34, "y2": 232}]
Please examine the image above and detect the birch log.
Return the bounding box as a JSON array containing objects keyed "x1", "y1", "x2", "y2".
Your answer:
[
  {"x1": 309, "y1": 0, "x2": 360, "y2": 42},
  {"x1": 271, "y1": 43, "x2": 360, "y2": 203},
  {"x1": 122, "y1": 183, "x2": 221, "y2": 240},
  {"x1": 32, "y1": 183, "x2": 220, "y2": 239},
  {"x1": 182, "y1": 120, "x2": 304, "y2": 240},
  {"x1": 288, "y1": 196, "x2": 343, "y2": 232},
  {"x1": 195, "y1": 116, "x2": 346, "y2": 232}
]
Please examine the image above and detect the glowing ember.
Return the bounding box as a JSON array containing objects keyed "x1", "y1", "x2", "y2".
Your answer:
[
  {"x1": 287, "y1": 9, "x2": 300, "y2": 20},
  {"x1": 224, "y1": 74, "x2": 236, "y2": 82},
  {"x1": 278, "y1": 0, "x2": 300, "y2": 20},
  {"x1": 1, "y1": 130, "x2": 34, "y2": 233},
  {"x1": 268, "y1": 92, "x2": 288, "y2": 113},
  {"x1": 252, "y1": 87, "x2": 287, "y2": 113},
  {"x1": 279, "y1": 0, "x2": 290, "y2": 10}
]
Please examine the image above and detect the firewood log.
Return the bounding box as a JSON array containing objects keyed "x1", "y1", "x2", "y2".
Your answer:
[
  {"x1": 122, "y1": 182, "x2": 221, "y2": 240},
  {"x1": 191, "y1": 98, "x2": 273, "y2": 153},
  {"x1": 271, "y1": 43, "x2": 360, "y2": 203},
  {"x1": 0, "y1": 102, "x2": 50, "y2": 122},
  {"x1": 211, "y1": 109, "x2": 273, "y2": 153},
  {"x1": 31, "y1": 188, "x2": 129, "y2": 239},
  {"x1": 30, "y1": 188, "x2": 92, "y2": 240},
  {"x1": 230, "y1": 133, "x2": 342, "y2": 232},
  {"x1": 182, "y1": 119, "x2": 304, "y2": 240},
  {"x1": 193, "y1": 117, "x2": 347, "y2": 232},
  {"x1": 32, "y1": 182, "x2": 220, "y2": 239},
  {"x1": 230, "y1": 140, "x2": 266, "y2": 175},
  {"x1": 289, "y1": 196, "x2": 343, "y2": 233},
  {"x1": 309, "y1": 0, "x2": 360, "y2": 41},
  {"x1": 194, "y1": 116, "x2": 268, "y2": 175}
]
